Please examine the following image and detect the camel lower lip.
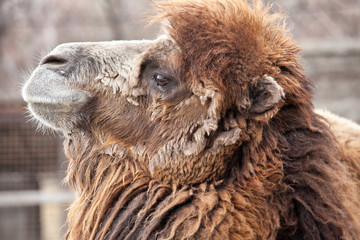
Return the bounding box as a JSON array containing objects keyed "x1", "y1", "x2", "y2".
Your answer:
[
  {"x1": 29, "y1": 102, "x2": 74, "y2": 112},
  {"x1": 27, "y1": 101, "x2": 83, "y2": 131},
  {"x1": 25, "y1": 93, "x2": 90, "y2": 106},
  {"x1": 26, "y1": 90, "x2": 90, "y2": 131}
]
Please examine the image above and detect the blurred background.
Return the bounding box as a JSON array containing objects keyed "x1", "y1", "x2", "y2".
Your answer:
[{"x1": 0, "y1": 0, "x2": 359, "y2": 239}]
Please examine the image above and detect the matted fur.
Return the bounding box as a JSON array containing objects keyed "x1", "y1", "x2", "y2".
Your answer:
[
  {"x1": 64, "y1": 1, "x2": 359, "y2": 239},
  {"x1": 24, "y1": 0, "x2": 360, "y2": 239}
]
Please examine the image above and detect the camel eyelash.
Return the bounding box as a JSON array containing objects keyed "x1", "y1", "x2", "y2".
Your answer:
[{"x1": 153, "y1": 73, "x2": 172, "y2": 87}]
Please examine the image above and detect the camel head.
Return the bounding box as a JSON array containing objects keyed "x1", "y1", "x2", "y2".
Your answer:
[{"x1": 22, "y1": 1, "x2": 296, "y2": 185}]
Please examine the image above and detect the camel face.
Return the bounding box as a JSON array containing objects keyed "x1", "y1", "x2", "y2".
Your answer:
[
  {"x1": 22, "y1": 39, "x2": 154, "y2": 131},
  {"x1": 22, "y1": 28, "x2": 286, "y2": 184},
  {"x1": 22, "y1": 36, "x2": 221, "y2": 183}
]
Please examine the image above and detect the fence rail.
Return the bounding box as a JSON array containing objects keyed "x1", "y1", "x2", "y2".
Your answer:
[{"x1": 0, "y1": 190, "x2": 74, "y2": 207}]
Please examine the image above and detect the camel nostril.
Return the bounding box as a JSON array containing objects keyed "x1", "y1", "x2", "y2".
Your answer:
[{"x1": 41, "y1": 55, "x2": 68, "y2": 65}]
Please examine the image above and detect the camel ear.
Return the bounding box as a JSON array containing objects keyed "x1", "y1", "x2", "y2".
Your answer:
[{"x1": 248, "y1": 75, "x2": 285, "y2": 117}]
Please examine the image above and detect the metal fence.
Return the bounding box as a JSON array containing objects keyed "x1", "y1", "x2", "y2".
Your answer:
[{"x1": 0, "y1": 107, "x2": 74, "y2": 240}]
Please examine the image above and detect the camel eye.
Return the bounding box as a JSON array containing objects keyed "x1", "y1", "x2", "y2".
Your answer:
[{"x1": 154, "y1": 74, "x2": 171, "y2": 87}]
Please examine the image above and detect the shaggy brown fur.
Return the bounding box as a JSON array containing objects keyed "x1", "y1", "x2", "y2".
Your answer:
[
  {"x1": 23, "y1": 0, "x2": 360, "y2": 239},
  {"x1": 64, "y1": 2, "x2": 360, "y2": 239},
  {"x1": 65, "y1": 1, "x2": 359, "y2": 239}
]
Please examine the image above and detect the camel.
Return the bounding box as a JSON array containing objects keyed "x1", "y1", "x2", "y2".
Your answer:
[{"x1": 22, "y1": 0, "x2": 360, "y2": 239}]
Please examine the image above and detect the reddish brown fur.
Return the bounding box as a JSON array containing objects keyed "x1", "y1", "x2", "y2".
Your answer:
[{"x1": 62, "y1": 1, "x2": 360, "y2": 239}]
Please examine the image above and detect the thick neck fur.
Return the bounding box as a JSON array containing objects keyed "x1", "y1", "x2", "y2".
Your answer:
[
  {"x1": 64, "y1": 130, "x2": 281, "y2": 240},
  {"x1": 63, "y1": 101, "x2": 360, "y2": 240}
]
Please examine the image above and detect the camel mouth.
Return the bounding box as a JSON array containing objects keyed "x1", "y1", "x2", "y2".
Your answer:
[
  {"x1": 23, "y1": 66, "x2": 90, "y2": 104},
  {"x1": 22, "y1": 66, "x2": 90, "y2": 131},
  {"x1": 24, "y1": 90, "x2": 90, "y2": 106}
]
